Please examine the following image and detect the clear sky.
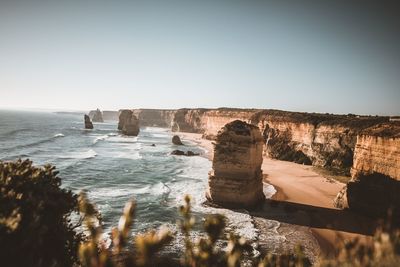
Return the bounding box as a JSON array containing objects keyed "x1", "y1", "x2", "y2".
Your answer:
[{"x1": 0, "y1": 1, "x2": 399, "y2": 115}]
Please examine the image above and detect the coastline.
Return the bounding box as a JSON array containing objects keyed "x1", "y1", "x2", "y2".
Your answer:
[{"x1": 179, "y1": 132, "x2": 373, "y2": 259}]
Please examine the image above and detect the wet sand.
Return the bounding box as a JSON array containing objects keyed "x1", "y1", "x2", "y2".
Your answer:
[{"x1": 179, "y1": 132, "x2": 375, "y2": 258}]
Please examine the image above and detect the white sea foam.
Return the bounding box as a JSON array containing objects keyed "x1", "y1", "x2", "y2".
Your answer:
[
  {"x1": 93, "y1": 134, "x2": 109, "y2": 144},
  {"x1": 54, "y1": 133, "x2": 65, "y2": 138},
  {"x1": 60, "y1": 149, "x2": 97, "y2": 159}
]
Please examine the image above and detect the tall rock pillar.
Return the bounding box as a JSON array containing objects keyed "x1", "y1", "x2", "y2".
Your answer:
[{"x1": 206, "y1": 120, "x2": 265, "y2": 208}]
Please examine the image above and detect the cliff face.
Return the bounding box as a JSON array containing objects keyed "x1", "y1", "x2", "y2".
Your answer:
[
  {"x1": 253, "y1": 110, "x2": 388, "y2": 174},
  {"x1": 334, "y1": 123, "x2": 400, "y2": 218},
  {"x1": 171, "y1": 108, "x2": 259, "y2": 139},
  {"x1": 132, "y1": 109, "x2": 176, "y2": 127},
  {"x1": 351, "y1": 124, "x2": 400, "y2": 180},
  {"x1": 121, "y1": 107, "x2": 394, "y2": 176},
  {"x1": 103, "y1": 111, "x2": 119, "y2": 121},
  {"x1": 206, "y1": 120, "x2": 265, "y2": 208}
]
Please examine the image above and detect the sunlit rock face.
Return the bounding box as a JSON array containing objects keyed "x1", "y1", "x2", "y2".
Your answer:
[
  {"x1": 84, "y1": 115, "x2": 93, "y2": 129},
  {"x1": 118, "y1": 110, "x2": 140, "y2": 136},
  {"x1": 206, "y1": 120, "x2": 265, "y2": 208},
  {"x1": 334, "y1": 123, "x2": 400, "y2": 218}
]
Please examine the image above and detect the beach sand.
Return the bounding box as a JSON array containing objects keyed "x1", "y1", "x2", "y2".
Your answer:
[{"x1": 179, "y1": 132, "x2": 375, "y2": 259}]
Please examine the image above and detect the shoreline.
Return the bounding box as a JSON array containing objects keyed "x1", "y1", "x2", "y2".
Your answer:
[{"x1": 179, "y1": 132, "x2": 374, "y2": 259}]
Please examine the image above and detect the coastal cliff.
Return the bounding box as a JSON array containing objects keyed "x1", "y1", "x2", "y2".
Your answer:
[
  {"x1": 119, "y1": 108, "x2": 395, "y2": 176},
  {"x1": 334, "y1": 123, "x2": 400, "y2": 217},
  {"x1": 132, "y1": 109, "x2": 176, "y2": 127},
  {"x1": 252, "y1": 110, "x2": 388, "y2": 175},
  {"x1": 171, "y1": 108, "x2": 259, "y2": 139}
]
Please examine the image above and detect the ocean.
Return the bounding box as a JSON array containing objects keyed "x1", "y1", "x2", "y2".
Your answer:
[{"x1": 0, "y1": 109, "x2": 280, "y2": 255}]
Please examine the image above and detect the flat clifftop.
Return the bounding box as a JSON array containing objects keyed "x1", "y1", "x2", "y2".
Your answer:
[
  {"x1": 360, "y1": 122, "x2": 400, "y2": 138},
  {"x1": 252, "y1": 109, "x2": 389, "y2": 128}
]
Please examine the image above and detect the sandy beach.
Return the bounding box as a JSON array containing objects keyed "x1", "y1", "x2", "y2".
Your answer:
[{"x1": 180, "y1": 132, "x2": 375, "y2": 258}]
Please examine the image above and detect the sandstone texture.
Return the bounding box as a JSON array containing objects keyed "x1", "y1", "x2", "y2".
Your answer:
[
  {"x1": 253, "y1": 110, "x2": 388, "y2": 175},
  {"x1": 172, "y1": 135, "x2": 183, "y2": 145},
  {"x1": 118, "y1": 110, "x2": 140, "y2": 136},
  {"x1": 206, "y1": 120, "x2": 265, "y2": 208},
  {"x1": 84, "y1": 115, "x2": 93, "y2": 129},
  {"x1": 171, "y1": 108, "x2": 258, "y2": 139},
  {"x1": 118, "y1": 108, "x2": 394, "y2": 176},
  {"x1": 89, "y1": 108, "x2": 104, "y2": 122},
  {"x1": 334, "y1": 123, "x2": 400, "y2": 218}
]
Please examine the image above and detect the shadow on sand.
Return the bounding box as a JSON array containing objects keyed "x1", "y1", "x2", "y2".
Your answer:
[{"x1": 249, "y1": 199, "x2": 380, "y2": 236}]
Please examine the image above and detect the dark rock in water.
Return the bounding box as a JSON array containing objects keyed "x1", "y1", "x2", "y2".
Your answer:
[
  {"x1": 171, "y1": 150, "x2": 185, "y2": 156},
  {"x1": 171, "y1": 150, "x2": 199, "y2": 156},
  {"x1": 151, "y1": 144, "x2": 156, "y2": 147},
  {"x1": 118, "y1": 110, "x2": 140, "y2": 136},
  {"x1": 206, "y1": 120, "x2": 265, "y2": 208},
  {"x1": 172, "y1": 135, "x2": 184, "y2": 145},
  {"x1": 90, "y1": 108, "x2": 104, "y2": 122},
  {"x1": 84, "y1": 115, "x2": 93, "y2": 129},
  {"x1": 186, "y1": 151, "x2": 199, "y2": 156}
]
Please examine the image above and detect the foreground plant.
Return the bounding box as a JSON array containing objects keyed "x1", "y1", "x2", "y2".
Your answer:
[{"x1": 0, "y1": 159, "x2": 81, "y2": 267}]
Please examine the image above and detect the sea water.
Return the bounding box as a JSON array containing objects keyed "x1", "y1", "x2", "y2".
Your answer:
[{"x1": 0, "y1": 109, "x2": 279, "y2": 255}]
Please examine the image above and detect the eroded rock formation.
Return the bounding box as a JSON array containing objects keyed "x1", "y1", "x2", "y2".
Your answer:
[
  {"x1": 90, "y1": 108, "x2": 104, "y2": 122},
  {"x1": 118, "y1": 110, "x2": 140, "y2": 136},
  {"x1": 117, "y1": 108, "x2": 394, "y2": 176},
  {"x1": 334, "y1": 123, "x2": 400, "y2": 218},
  {"x1": 84, "y1": 115, "x2": 93, "y2": 129},
  {"x1": 206, "y1": 120, "x2": 265, "y2": 208},
  {"x1": 172, "y1": 135, "x2": 183, "y2": 145}
]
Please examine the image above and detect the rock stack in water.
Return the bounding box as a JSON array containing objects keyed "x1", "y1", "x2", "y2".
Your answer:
[
  {"x1": 84, "y1": 115, "x2": 93, "y2": 129},
  {"x1": 118, "y1": 110, "x2": 140, "y2": 136},
  {"x1": 91, "y1": 108, "x2": 104, "y2": 122},
  {"x1": 206, "y1": 120, "x2": 265, "y2": 208}
]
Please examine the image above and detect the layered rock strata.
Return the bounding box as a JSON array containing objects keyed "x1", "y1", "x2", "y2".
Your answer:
[
  {"x1": 334, "y1": 123, "x2": 400, "y2": 218},
  {"x1": 206, "y1": 120, "x2": 265, "y2": 208},
  {"x1": 84, "y1": 115, "x2": 93, "y2": 129},
  {"x1": 118, "y1": 110, "x2": 140, "y2": 136},
  {"x1": 252, "y1": 110, "x2": 389, "y2": 175},
  {"x1": 118, "y1": 108, "x2": 394, "y2": 176}
]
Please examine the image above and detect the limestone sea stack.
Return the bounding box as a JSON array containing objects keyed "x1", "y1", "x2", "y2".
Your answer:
[
  {"x1": 118, "y1": 110, "x2": 140, "y2": 136},
  {"x1": 84, "y1": 115, "x2": 93, "y2": 129},
  {"x1": 206, "y1": 120, "x2": 265, "y2": 208},
  {"x1": 91, "y1": 108, "x2": 104, "y2": 122}
]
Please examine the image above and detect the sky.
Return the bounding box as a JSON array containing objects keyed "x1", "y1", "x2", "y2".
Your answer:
[{"x1": 0, "y1": 1, "x2": 399, "y2": 115}]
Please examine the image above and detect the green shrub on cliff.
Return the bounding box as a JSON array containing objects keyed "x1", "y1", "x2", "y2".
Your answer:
[{"x1": 0, "y1": 159, "x2": 81, "y2": 267}]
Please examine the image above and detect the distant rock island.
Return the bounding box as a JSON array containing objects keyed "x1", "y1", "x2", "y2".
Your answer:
[
  {"x1": 84, "y1": 114, "x2": 93, "y2": 129},
  {"x1": 89, "y1": 108, "x2": 104, "y2": 122}
]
